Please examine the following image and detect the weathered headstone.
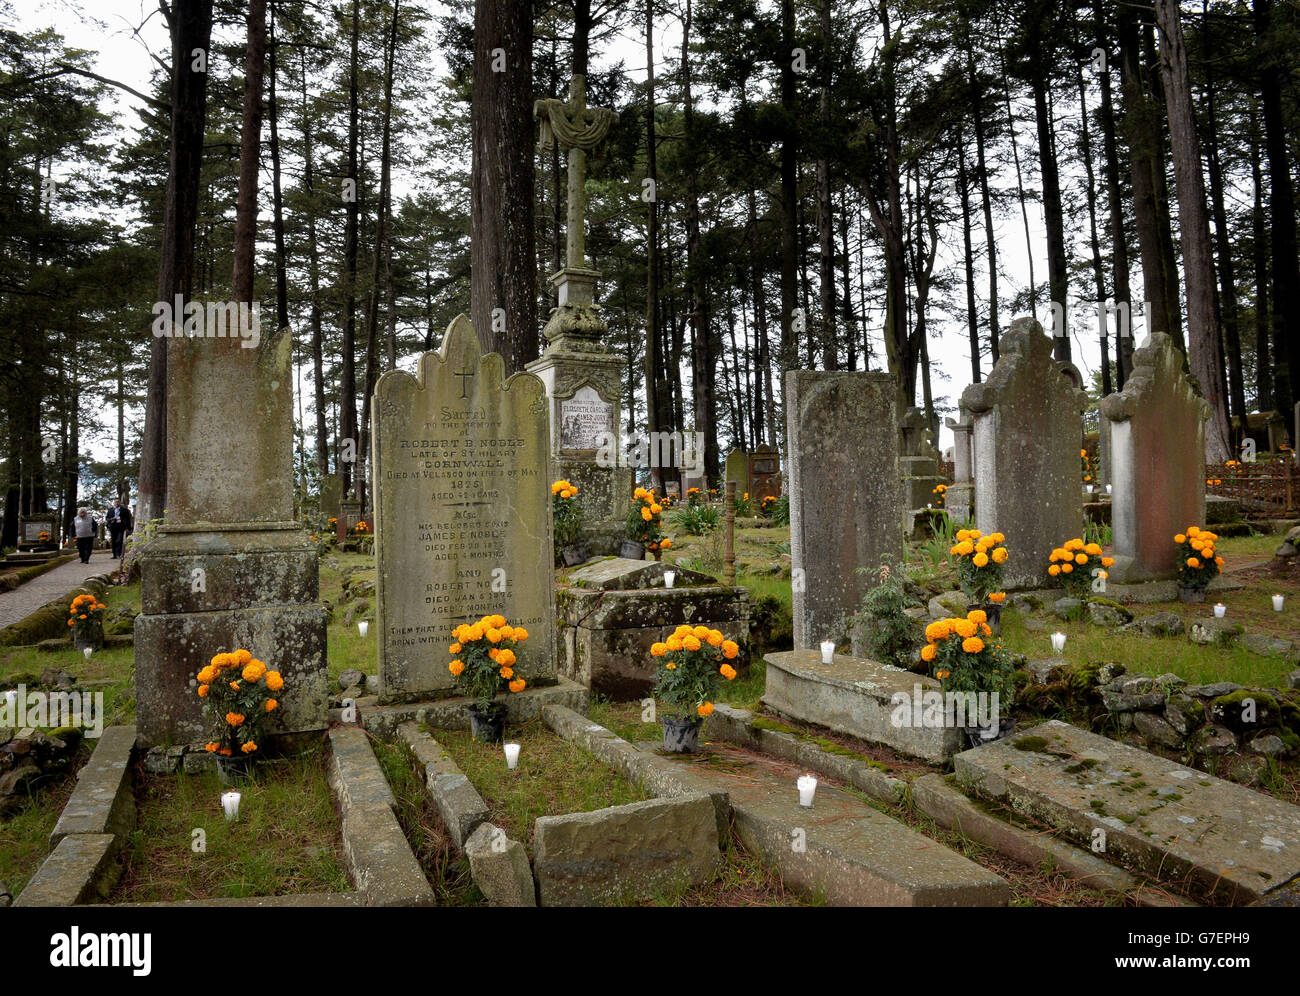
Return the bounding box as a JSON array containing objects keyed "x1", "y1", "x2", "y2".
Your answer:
[
  {"x1": 18, "y1": 513, "x2": 57, "y2": 550},
  {"x1": 944, "y1": 405, "x2": 974, "y2": 522},
  {"x1": 135, "y1": 328, "x2": 328, "y2": 746},
  {"x1": 749, "y1": 445, "x2": 781, "y2": 501},
  {"x1": 320, "y1": 475, "x2": 342, "y2": 524},
  {"x1": 961, "y1": 318, "x2": 1088, "y2": 589},
  {"x1": 373, "y1": 315, "x2": 555, "y2": 704},
  {"x1": 785, "y1": 370, "x2": 902, "y2": 651},
  {"x1": 526, "y1": 73, "x2": 629, "y2": 554},
  {"x1": 1100, "y1": 334, "x2": 1211, "y2": 583},
  {"x1": 723, "y1": 450, "x2": 749, "y2": 498},
  {"x1": 899, "y1": 407, "x2": 946, "y2": 535}
]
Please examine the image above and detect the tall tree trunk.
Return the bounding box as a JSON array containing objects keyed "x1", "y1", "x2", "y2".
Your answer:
[
  {"x1": 232, "y1": 0, "x2": 265, "y2": 309},
  {"x1": 139, "y1": 0, "x2": 214, "y2": 525},
  {"x1": 300, "y1": 48, "x2": 328, "y2": 479},
  {"x1": 1077, "y1": 63, "x2": 1109, "y2": 395},
  {"x1": 1032, "y1": 58, "x2": 1070, "y2": 360},
  {"x1": 958, "y1": 123, "x2": 980, "y2": 384},
  {"x1": 644, "y1": 0, "x2": 662, "y2": 468},
  {"x1": 1155, "y1": 0, "x2": 1231, "y2": 461},
  {"x1": 1096, "y1": 1, "x2": 1133, "y2": 386},
  {"x1": 778, "y1": 0, "x2": 799, "y2": 374},
  {"x1": 1201, "y1": 5, "x2": 1247, "y2": 439},
  {"x1": 965, "y1": 37, "x2": 999, "y2": 364},
  {"x1": 815, "y1": 0, "x2": 835, "y2": 369},
  {"x1": 1249, "y1": 103, "x2": 1272, "y2": 411},
  {"x1": 268, "y1": 5, "x2": 289, "y2": 336},
  {"x1": 1255, "y1": 0, "x2": 1300, "y2": 423},
  {"x1": 339, "y1": 0, "x2": 361, "y2": 496},
  {"x1": 470, "y1": 0, "x2": 537, "y2": 373},
  {"x1": 1145, "y1": 21, "x2": 1184, "y2": 349}
]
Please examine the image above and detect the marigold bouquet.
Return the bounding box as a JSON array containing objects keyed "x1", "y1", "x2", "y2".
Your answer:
[
  {"x1": 351, "y1": 520, "x2": 369, "y2": 535},
  {"x1": 1175, "y1": 526, "x2": 1222, "y2": 590},
  {"x1": 650, "y1": 625, "x2": 740, "y2": 721},
  {"x1": 949, "y1": 528, "x2": 1009, "y2": 603},
  {"x1": 551, "y1": 479, "x2": 583, "y2": 547},
  {"x1": 448, "y1": 614, "x2": 528, "y2": 709},
  {"x1": 1047, "y1": 537, "x2": 1114, "y2": 597},
  {"x1": 1081, "y1": 448, "x2": 1095, "y2": 487},
  {"x1": 196, "y1": 649, "x2": 283, "y2": 758},
  {"x1": 931, "y1": 483, "x2": 947, "y2": 507},
  {"x1": 921, "y1": 610, "x2": 1015, "y2": 702},
  {"x1": 627, "y1": 487, "x2": 669, "y2": 550},
  {"x1": 67, "y1": 593, "x2": 107, "y2": 646}
]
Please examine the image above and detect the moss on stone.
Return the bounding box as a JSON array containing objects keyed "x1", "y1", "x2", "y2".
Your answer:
[{"x1": 1012, "y1": 735, "x2": 1051, "y2": 753}]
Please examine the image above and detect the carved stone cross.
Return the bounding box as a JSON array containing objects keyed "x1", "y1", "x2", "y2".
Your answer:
[{"x1": 535, "y1": 74, "x2": 618, "y2": 271}]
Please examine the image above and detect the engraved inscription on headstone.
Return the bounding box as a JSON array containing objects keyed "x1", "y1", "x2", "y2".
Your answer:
[
  {"x1": 373, "y1": 315, "x2": 555, "y2": 704},
  {"x1": 559, "y1": 385, "x2": 613, "y2": 451}
]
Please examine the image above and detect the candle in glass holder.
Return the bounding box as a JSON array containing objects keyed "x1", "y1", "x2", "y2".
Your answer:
[
  {"x1": 504, "y1": 742, "x2": 521, "y2": 770},
  {"x1": 1213, "y1": 603, "x2": 1226, "y2": 618},
  {"x1": 83, "y1": 646, "x2": 92, "y2": 659},
  {"x1": 664, "y1": 571, "x2": 676, "y2": 589},
  {"x1": 797, "y1": 774, "x2": 818, "y2": 808},
  {"x1": 358, "y1": 620, "x2": 369, "y2": 638},
  {"x1": 221, "y1": 790, "x2": 241, "y2": 822},
  {"x1": 820, "y1": 640, "x2": 835, "y2": 664},
  {"x1": 1050, "y1": 631, "x2": 1067, "y2": 653},
  {"x1": 1105, "y1": 484, "x2": 1112, "y2": 495},
  {"x1": 1273, "y1": 594, "x2": 1285, "y2": 612}
]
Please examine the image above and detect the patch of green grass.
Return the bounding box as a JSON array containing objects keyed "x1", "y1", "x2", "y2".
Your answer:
[
  {"x1": 432, "y1": 720, "x2": 652, "y2": 850},
  {"x1": 372, "y1": 737, "x2": 480, "y2": 905},
  {"x1": 112, "y1": 749, "x2": 349, "y2": 902},
  {"x1": 0, "y1": 743, "x2": 90, "y2": 897}
]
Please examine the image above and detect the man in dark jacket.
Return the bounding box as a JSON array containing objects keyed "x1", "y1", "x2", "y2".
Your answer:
[{"x1": 106, "y1": 497, "x2": 133, "y2": 559}]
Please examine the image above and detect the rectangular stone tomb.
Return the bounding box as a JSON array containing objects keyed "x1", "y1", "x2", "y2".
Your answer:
[
  {"x1": 954, "y1": 720, "x2": 1300, "y2": 905},
  {"x1": 558, "y1": 558, "x2": 749, "y2": 700},
  {"x1": 372, "y1": 315, "x2": 555, "y2": 704},
  {"x1": 762, "y1": 651, "x2": 964, "y2": 763}
]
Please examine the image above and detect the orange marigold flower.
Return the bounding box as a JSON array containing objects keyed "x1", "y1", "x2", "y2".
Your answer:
[
  {"x1": 226, "y1": 712, "x2": 245, "y2": 726},
  {"x1": 920, "y1": 644, "x2": 938, "y2": 662},
  {"x1": 197, "y1": 684, "x2": 209, "y2": 697},
  {"x1": 449, "y1": 642, "x2": 462, "y2": 654},
  {"x1": 508, "y1": 678, "x2": 526, "y2": 693},
  {"x1": 265, "y1": 671, "x2": 284, "y2": 692},
  {"x1": 720, "y1": 664, "x2": 737, "y2": 680},
  {"x1": 449, "y1": 659, "x2": 466, "y2": 677},
  {"x1": 499, "y1": 666, "x2": 514, "y2": 679},
  {"x1": 665, "y1": 662, "x2": 677, "y2": 670},
  {"x1": 935, "y1": 669, "x2": 950, "y2": 680},
  {"x1": 962, "y1": 636, "x2": 985, "y2": 654},
  {"x1": 513, "y1": 627, "x2": 529, "y2": 642},
  {"x1": 266, "y1": 699, "x2": 278, "y2": 712},
  {"x1": 721, "y1": 640, "x2": 739, "y2": 659},
  {"x1": 650, "y1": 642, "x2": 668, "y2": 657},
  {"x1": 241, "y1": 741, "x2": 258, "y2": 754},
  {"x1": 204, "y1": 742, "x2": 219, "y2": 753},
  {"x1": 697, "y1": 701, "x2": 714, "y2": 717},
  {"x1": 989, "y1": 592, "x2": 1006, "y2": 603},
  {"x1": 967, "y1": 609, "x2": 988, "y2": 625}
]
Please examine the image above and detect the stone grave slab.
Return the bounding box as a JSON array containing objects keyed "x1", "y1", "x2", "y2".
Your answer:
[
  {"x1": 954, "y1": 719, "x2": 1300, "y2": 905},
  {"x1": 372, "y1": 315, "x2": 554, "y2": 704},
  {"x1": 762, "y1": 650, "x2": 964, "y2": 763},
  {"x1": 784, "y1": 370, "x2": 902, "y2": 651}
]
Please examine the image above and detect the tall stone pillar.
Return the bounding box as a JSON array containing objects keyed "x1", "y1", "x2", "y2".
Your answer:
[{"x1": 134, "y1": 329, "x2": 328, "y2": 746}]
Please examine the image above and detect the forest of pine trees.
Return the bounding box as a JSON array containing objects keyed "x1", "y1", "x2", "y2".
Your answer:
[{"x1": 0, "y1": 0, "x2": 1297, "y2": 544}]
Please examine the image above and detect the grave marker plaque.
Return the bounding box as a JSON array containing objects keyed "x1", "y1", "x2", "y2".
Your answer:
[{"x1": 373, "y1": 315, "x2": 555, "y2": 704}]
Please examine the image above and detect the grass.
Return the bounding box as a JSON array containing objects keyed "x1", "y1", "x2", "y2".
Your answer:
[
  {"x1": 431, "y1": 720, "x2": 652, "y2": 851},
  {"x1": 372, "y1": 736, "x2": 480, "y2": 905},
  {"x1": 112, "y1": 747, "x2": 349, "y2": 902},
  {"x1": 0, "y1": 742, "x2": 90, "y2": 897}
]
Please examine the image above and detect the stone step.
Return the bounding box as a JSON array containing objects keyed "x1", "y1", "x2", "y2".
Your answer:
[
  {"x1": 641, "y1": 741, "x2": 1009, "y2": 906},
  {"x1": 762, "y1": 650, "x2": 963, "y2": 763},
  {"x1": 954, "y1": 720, "x2": 1300, "y2": 905}
]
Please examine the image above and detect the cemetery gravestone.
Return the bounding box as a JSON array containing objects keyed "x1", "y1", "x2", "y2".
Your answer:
[
  {"x1": 961, "y1": 318, "x2": 1088, "y2": 589},
  {"x1": 372, "y1": 314, "x2": 556, "y2": 704},
  {"x1": 724, "y1": 450, "x2": 749, "y2": 500},
  {"x1": 1100, "y1": 334, "x2": 1211, "y2": 583},
  {"x1": 320, "y1": 475, "x2": 342, "y2": 524},
  {"x1": 944, "y1": 407, "x2": 974, "y2": 522},
  {"x1": 749, "y1": 445, "x2": 781, "y2": 502},
  {"x1": 18, "y1": 513, "x2": 57, "y2": 550},
  {"x1": 785, "y1": 370, "x2": 902, "y2": 653},
  {"x1": 899, "y1": 407, "x2": 946, "y2": 536},
  {"x1": 135, "y1": 327, "x2": 328, "y2": 746}
]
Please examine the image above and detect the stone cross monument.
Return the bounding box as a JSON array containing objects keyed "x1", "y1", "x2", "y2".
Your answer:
[{"x1": 528, "y1": 73, "x2": 629, "y2": 553}]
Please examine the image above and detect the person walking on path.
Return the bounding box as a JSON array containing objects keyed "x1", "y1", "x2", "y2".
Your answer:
[
  {"x1": 106, "y1": 497, "x2": 133, "y2": 559},
  {"x1": 72, "y1": 508, "x2": 98, "y2": 564}
]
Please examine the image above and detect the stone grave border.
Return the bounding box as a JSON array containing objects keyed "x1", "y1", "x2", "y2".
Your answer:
[
  {"x1": 16, "y1": 724, "x2": 433, "y2": 907},
  {"x1": 541, "y1": 703, "x2": 1012, "y2": 906},
  {"x1": 370, "y1": 687, "x2": 722, "y2": 906},
  {"x1": 703, "y1": 705, "x2": 1198, "y2": 906}
]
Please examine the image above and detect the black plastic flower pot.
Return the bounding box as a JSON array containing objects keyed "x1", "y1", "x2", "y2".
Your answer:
[
  {"x1": 468, "y1": 703, "x2": 507, "y2": 744},
  {"x1": 661, "y1": 714, "x2": 703, "y2": 753}
]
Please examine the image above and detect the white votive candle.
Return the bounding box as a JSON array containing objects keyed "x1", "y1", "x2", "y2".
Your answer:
[
  {"x1": 1050, "y1": 631, "x2": 1067, "y2": 653},
  {"x1": 820, "y1": 640, "x2": 835, "y2": 664},
  {"x1": 3, "y1": 689, "x2": 17, "y2": 711},
  {"x1": 358, "y1": 621, "x2": 369, "y2": 638},
  {"x1": 1213, "y1": 603, "x2": 1226, "y2": 618},
  {"x1": 797, "y1": 774, "x2": 818, "y2": 808},
  {"x1": 1105, "y1": 484, "x2": 1112, "y2": 495},
  {"x1": 221, "y1": 790, "x2": 241, "y2": 822},
  {"x1": 503, "y1": 742, "x2": 521, "y2": 770},
  {"x1": 1273, "y1": 594, "x2": 1285, "y2": 612},
  {"x1": 83, "y1": 646, "x2": 92, "y2": 659},
  {"x1": 664, "y1": 571, "x2": 676, "y2": 589}
]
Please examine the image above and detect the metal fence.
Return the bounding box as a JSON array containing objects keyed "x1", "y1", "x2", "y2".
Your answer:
[{"x1": 1206, "y1": 457, "x2": 1299, "y2": 518}]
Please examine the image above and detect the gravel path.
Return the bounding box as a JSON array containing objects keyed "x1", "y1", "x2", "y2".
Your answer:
[{"x1": 0, "y1": 550, "x2": 116, "y2": 629}]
